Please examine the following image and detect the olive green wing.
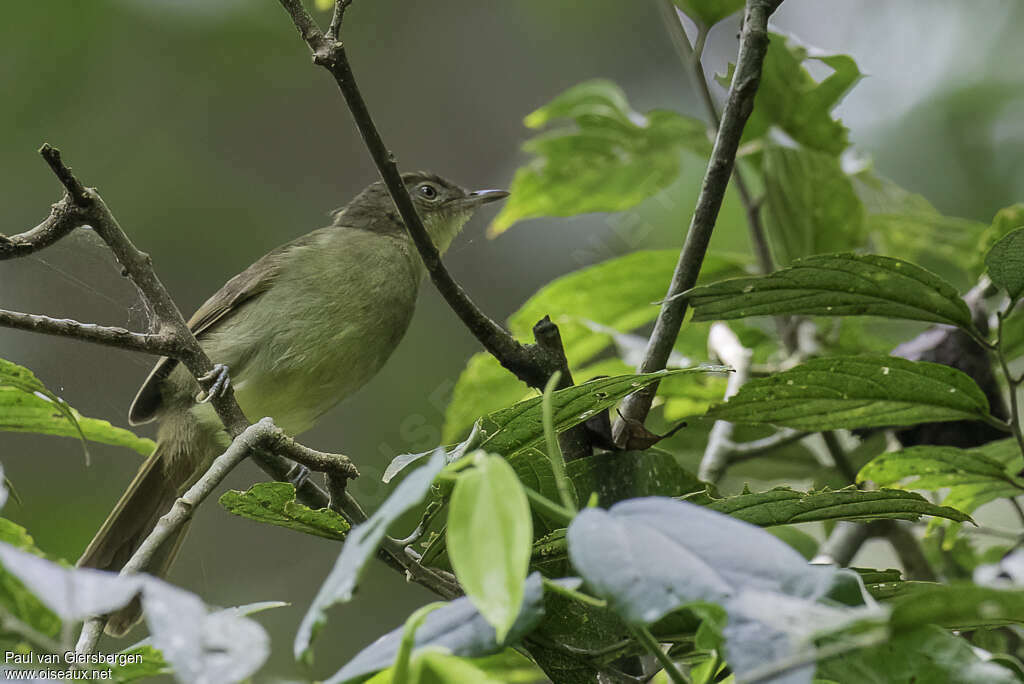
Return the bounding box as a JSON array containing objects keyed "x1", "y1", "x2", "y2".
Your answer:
[{"x1": 127, "y1": 231, "x2": 322, "y2": 425}]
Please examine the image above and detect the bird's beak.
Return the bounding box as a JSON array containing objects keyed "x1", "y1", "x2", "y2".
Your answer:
[{"x1": 462, "y1": 189, "x2": 509, "y2": 207}]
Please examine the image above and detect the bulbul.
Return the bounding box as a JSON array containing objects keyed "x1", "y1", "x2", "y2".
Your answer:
[{"x1": 78, "y1": 173, "x2": 508, "y2": 635}]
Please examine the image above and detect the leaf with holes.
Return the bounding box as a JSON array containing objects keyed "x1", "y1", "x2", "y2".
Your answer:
[{"x1": 219, "y1": 482, "x2": 350, "y2": 541}]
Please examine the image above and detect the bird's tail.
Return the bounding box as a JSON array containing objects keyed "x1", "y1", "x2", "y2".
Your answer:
[{"x1": 77, "y1": 441, "x2": 190, "y2": 636}]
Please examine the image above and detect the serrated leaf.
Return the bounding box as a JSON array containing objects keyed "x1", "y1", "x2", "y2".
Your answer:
[
  {"x1": 724, "y1": 34, "x2": 860, "y2": 155},
  {"x1": 328, "y1": 573, "x2": 546, "y2": 684},
  {"x1": 986, "y1": 227, "x2": 1024, "y2": 301},
  {"x1": 219, "y1": 482, "x2": 350, "y2": 541},
  {"x1": 705, "y1": 486, "x2": 970, "y2": 525},
  {"x1": 488, "y1": 80, "x2": 711, "y2": 235},
  {"x1": 685, "y1": 253, "x2": 976, "y2": 332},
  {"x1": 567, "y1": 497, "x2": 862, "y2": 683},
  {"x1": 0, "y1": 358, "x2": 155, "y2": 457},
  {"x1": 672, "y1": 0, "x2": 742, "y2": 27},
  {"x1": 448, "y1": 455, "x2": 532, "y2": 641},
  {"x1": 476, "y1": 370, "x2": 723, "y2": 459},
  {"x1": 857, "y1": 438, "x2": 1024, "y2": 515},
  {"x1": 762, "y1": 145, "x2": 864, "y2": 266},
  {"x1": 294, "y1": 449, "x2": 446, "y2": 662},
  {"x1": 444, "y1": 251, "x2": 747, "y2": 441},
  {"x1": 704, "y1": 356, "x2": 993, "y2": 431}
]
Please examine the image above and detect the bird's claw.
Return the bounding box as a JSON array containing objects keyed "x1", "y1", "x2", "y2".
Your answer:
[
  {"x1": 286, "y1": 464, "x2": 311, "y2": 490},
  {"x1": 196, "y1": 364, "x2": 231, "y2": 404}
]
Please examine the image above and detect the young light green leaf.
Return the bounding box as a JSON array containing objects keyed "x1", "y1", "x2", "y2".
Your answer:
[
  {"x1": 685, "y1": 253, "x2": 976, "y2": 332},
  {"x1": 328, "y1": 574, "x2": 546, "y2": 684},
  {"x1": 705, "y1": 486, "x2": 971, "y2": 525},
  {"x1": 443, "y1": 251, "x2": 747, "y2": 441},
  {"x1": 219, "y1": 482, "x2": 350, "y2": 541},
  {"x1": 448, "y1": 455, "x2": 533, "y2": 641},
  {"x1": 0, "y1": 358, "x2": 155, "y2": 457},
  {"x1": 703, "y1": 356, "x2": 994, "y2": 431},
  {"x1": 985, "y1": 227, "x2": 1024, "y2": 301},
  {"x1": 762, "y1": 145, "x2": 865, "y2": 265},
  {"x1": 488, "y1": 80, "x2": 711, "y2": 236},
  {"x1": 722, "y1": 33, "x2": 861, "y2": 155},
  {"x1": 109, "y1": 645, "x2": 170, "y2": 682},
  {"x1": 672, "y1": 0, "x2": 742, "y2": 27},
  {"x1": 857, "y1": 438, "x2": 1024, "y2": 515},
  {"x1": 294, "y1": 449, "x2": 446, "y2": 663},
  {"x1": 477, "y1": 369, "x2": 723, "y2": 459}
]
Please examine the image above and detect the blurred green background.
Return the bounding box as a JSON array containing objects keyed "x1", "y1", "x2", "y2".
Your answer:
[{"x1": 2, "y1": 1, "x2": 1024, "y2": 680}]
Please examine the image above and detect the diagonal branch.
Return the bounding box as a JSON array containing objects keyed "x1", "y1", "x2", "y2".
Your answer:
[
  {"x1": 274, "y1": 0, "x2": 564, "y2": 392},
  {"x1": 613, "y1": 0, "x2": 782, "y2": 442},
  {"x1": 0, "y1": 309, "x2": 177, "y2": 357}
]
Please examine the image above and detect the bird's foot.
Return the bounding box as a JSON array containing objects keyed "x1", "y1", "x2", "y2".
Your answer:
[
  {"x1": 286, "y1": 463, "x2": 311, "y2": 490},
  {"x1": 196, "y1": 363, "x2": 231, "y2": 403}
]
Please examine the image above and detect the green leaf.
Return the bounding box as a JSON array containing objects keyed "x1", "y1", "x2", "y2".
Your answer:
[
  {"x1": 567, "y1": 497, "x2": 854, "y2": 682},
  {"x1": 294, "y1": 449, "x2": 447, "y2": 663},
  {"x1": 448, "y1": 455, "x2": 533, "y2": 641},
  {"x1": 705, "y1": 486, "x2": 971, "y2": 525},
  {"x1": 219, "y1": 482, "x2": 350, "y2": 541},
  {"x1": 109, "y1": 645, "x2": 170, "y2": 683},
  {"x1": 725, "y1": 34, "x2": 860, "y2": 155},
  {"x1": 762, "y1": 145, "x2": 865, "y2": 265},
  {"x1": 567, "y1": 449, "x2": 703, "y2": 506},
  {"x1": 977, "y1": 204, "x2": 1024, "y2": 275},
  {"x1": 0, "y1": 358, "x2": 155, "y2": 457},
  {"x1": 328, "y1": 574, "x2": 546, "y2": 684},
  {"x1": 476, "y1": 370, "x2": 722, "y2": 459},
  {"x1": 685, "y1": 253, "x2": 976, "y2": 332},
  {"x1": 857, "y1": 438, "x2": 1024, "y2": 515},
  {"x1": 443, "y1": 251, "x2": 747, "y2": 441},
  {"x1": 488, "y1": 80, "x2": 711, "y2": 235},
  {"x1": 986, "y1": 227, "x2": 1024, "y2": 301},
  {"x1": 672, "y1": 0, "x2": 742, "y2": 26},
  {"x1": 817, "y1": 625, "x2": 1019, "y2": 684},
  {"x1": 509, "y1": 448, "x2": 573, "y2": 533},
  {"x1": 704, "y1": 355, "x2": 993, "y2": 431},
  {"x1": 891, "y1": 584, "x2": 1024, "y2": 631}
]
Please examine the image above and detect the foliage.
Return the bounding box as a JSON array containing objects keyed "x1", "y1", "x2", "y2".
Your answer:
[{"x1": 3, "y1": 3, "x2": 1024, "y2": 684}]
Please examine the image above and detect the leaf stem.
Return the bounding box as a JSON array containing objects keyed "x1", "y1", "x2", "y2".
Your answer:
[
  {"x1": 524, "y1": 487, "x2": 575, "y2": 527},
  {"x1": 628, "y1": 624, "x2": 691, "y2": 684},
  {"x1": 540, "y1": 577, "x2": 607, "y2": 608},
  {"x1": 542, "y1": 371, "x2": 578, "y2": 513},
  {"x1": 393, "y1": 602, "x2": 446, "y2": 684}
]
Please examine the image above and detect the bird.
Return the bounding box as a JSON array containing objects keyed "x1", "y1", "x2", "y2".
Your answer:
[{"x1": 77, "y1": 172, "x2": 508, "y2": 635}]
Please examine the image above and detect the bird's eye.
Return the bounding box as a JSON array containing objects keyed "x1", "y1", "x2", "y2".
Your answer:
[{"x1": 417, "y1": 183, "x2": 439, "y2": 200}]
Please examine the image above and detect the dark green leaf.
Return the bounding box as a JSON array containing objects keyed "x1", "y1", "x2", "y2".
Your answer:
[
  {"x1": 685, "y1": 253, "x2": 976, "y2": 332},
  {"x1": 509, "y1": 448, "x2": 572, "y2": 533},
  {"x1": 566, "y1": 449, "x2": 703, "y2": 506},
  {"x1": 857, "y1": 438, "x2": 1024, "y2": 515},
  {"x1": 294, "y1": 449, "x2": 446, "y2": 662},
  {"x1": 986, "y1": 227, "x2": 1024, "y2": 301},
  {"x1": 762, "y1": 145, "x2": 864, "y2": 265},
  {"x1": 328, "y1": 573, "x2": 546, "y2": 684},
  {"x1": 219, "y1": 482, "x2": 350, "y2": 541},
  {"x1": 704, "y1": 356, "x2": 993, "y2": 431},
  {"x1": 476, "y1": 370, "x2": 722, "y2": 459},
  {"x1": 817, "y1": 625, "x2": 1018, "y2": 684},
  {"x1": 672, "y1": 0, "x2": 742, "y2": 26},
  {"x1": 706, "y1": 486, "x2": 971, "y2": 525},
  {"x1": 449, "y1": 455, "x2": 533, "y2": 641},
  {"x1": 978, "y1": 204, "x2": 1024, "y2": 277},
  {"x1": 724, "y1": 34, "x2": 860, "y2": 155},
  {"x1": 0, "y1": 358, "x2": 155, "y2": 457},
  {"x1": 488, "y1": 80, "x2": 711, "y2": 235},
  {"x1": 891, "y1": 584, "x2": 1024, "y2": 631}
]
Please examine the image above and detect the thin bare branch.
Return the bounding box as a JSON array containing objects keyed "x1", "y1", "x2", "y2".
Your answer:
[
  {"x1": 614, "y1": 0, "x2": 782, "y2": 440},
  {"x1": 0, "y1": 309, "x2": 177, "y2": 356}
]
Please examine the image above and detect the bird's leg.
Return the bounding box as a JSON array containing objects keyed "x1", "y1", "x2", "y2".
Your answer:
[
  {"x1": 286, "y1": 463, "x2": 311, "y2": 490},
  {"x1": 195, "y1": 363, "x2": 231, "y2": 403}
]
